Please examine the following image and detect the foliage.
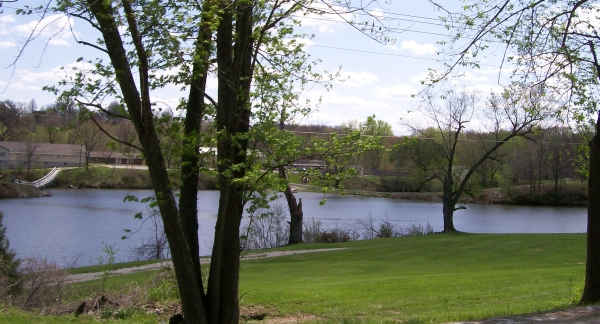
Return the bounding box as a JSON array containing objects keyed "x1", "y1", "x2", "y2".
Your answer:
[
  {"x1": 147, "y1": 267, "x2": 181, "y2": 302},
  {"x1": 0, "y1": 100, "x2": 31, "y2": 142}
]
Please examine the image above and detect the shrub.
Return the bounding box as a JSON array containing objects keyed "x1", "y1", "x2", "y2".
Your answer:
[
  {"x1": 302, "y1": 218, "x2": 323, "y2": 243},
  {"x1": 399, "y1": 222, "x2": 434, "y2": 237},
  {"x1": 377, "y1": 218, "x2": 396, "y2": 238},
  {"x1": 303, "y1": 218, "x2": 358, "y2": 243},
  {"x1": 0, "y1": 211, "x2": 20, "y2": 297},
  {"x1": 316, "y1": 228, "x2": 358, "y2": 243},
  {"x1": 19, "y1": 258, "x2": 67, "y2": 309},
  {"x1": 147, "y1": 268, "x2": 180, "y2": 302},
  {"x1": 242, "y1": 204, "x2": 288, "y2": 250}
]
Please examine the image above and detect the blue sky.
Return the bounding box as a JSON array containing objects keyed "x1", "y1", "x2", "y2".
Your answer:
[{"x1": 0, "y1": 1, "x2": 507, "y2": 135}]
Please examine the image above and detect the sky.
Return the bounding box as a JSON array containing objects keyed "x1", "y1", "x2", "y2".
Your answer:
[{"x1": 0, "y1": 1, "x2": 509, "y2": 135}]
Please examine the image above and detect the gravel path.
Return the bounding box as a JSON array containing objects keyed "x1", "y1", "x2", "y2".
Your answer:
[
  {"x1": 447, "y1": 305, "x2": 600, "y2": 323},
  {"x1": 66, "y1": 248, "x2": 346, "y2": 283}
]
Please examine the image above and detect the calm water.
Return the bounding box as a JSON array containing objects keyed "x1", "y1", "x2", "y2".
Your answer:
[{"x1": 0, "y1": 189, "x2": 587, "y2": 266}]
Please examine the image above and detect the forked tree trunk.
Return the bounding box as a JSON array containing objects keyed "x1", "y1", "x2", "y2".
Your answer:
[{"x1": 581, "y1": 118, "x2": 600, "y2": 304}]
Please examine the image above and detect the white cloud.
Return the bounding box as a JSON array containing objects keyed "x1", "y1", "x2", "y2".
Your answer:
[
  {"x1": 401, "y1": 40, "x2": 437, "y2": 55},
  {"x1": 372, "y1": 84, "x2": 418, "y2": 100},
  {"x1": 0, "y1": 15, "x2": 17, "y2": 24},
  {"x1": 207, "y1": 74, "x2": 218, "y2": 90},
  {"x1": 13, "y1": 14, "x2": 75, "y2": 46},
  {"x1": 461, "y1": 73, "x2": 489, "y2": 82},
  {"x1": 5, "y1": 82, "x2": 41, "y2": 91},
  {"x1": 338, "y1": 71, "x2": 379, "y2": 87},
  {"x1": 0, "y1": 41, "x2": 16, "y2": 49},
  {"x1": 0, "y1": 14, "x2": 16, "y2": 35},
  {"x1": 316, "y1": 91, "x2": 389, "y2": 109},
  {"x1": 386, "y1": 44, "x2": 399, "y2": 51},
  {"x1": 369, "y1": 9, "x2": 385, "y2": 18}
]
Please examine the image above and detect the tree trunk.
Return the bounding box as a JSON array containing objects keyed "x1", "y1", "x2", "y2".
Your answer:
[
  {"x1": 581, "y1": 118, "x2": 600, "y2": 304},
  {"x1": 442, "y1": 198, "x2": 457, "y2": 232},
  {"x1": 206, "y1": 1, "x2": 254, "y2": 322},
  {"x1": 277, "y1": 115, "x2": 304, "y2": 244},
  {"x1": 278, "y1": 167, "x2": 304, "y2": 244},
  {"x1": 178, "y1": 2, "x2": 213, "y2": 308},
  {"x1": 442, "y1": 177, "x2": 457, "y2": 232}
]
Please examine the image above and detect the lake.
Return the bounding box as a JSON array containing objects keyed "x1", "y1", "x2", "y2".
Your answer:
[{"x1": 0, "y1": 189, "x2": 587, "y2": 267}]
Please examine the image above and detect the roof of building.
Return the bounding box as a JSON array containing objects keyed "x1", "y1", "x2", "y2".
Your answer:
[{"x1": 0, "y1": 141, "x2": 83, "y2": 155}]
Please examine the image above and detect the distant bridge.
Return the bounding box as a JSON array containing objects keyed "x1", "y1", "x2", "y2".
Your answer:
[{"x1": 13, "y1": 167, "x2": 61, "y2": 189}]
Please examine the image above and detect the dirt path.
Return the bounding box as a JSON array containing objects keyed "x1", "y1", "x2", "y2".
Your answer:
[{"x1": 66, "y1": 248, "x2": 346, "y2": 283}]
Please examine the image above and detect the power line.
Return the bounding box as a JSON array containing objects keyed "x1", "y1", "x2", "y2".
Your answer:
[
  {"x1": 293, "y1": 15, "x2": 456, "y2": 38},
  {"x1": 308, "y1": 44, "x2": 503, "y2": 69},
  {"x1": 311, "y1": 44, "x2": 442, "y2": 61}
]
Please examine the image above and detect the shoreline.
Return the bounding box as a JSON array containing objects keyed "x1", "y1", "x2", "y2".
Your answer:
[{"x1": 0, "y1": 166, "x2": 588, "y2": 207}]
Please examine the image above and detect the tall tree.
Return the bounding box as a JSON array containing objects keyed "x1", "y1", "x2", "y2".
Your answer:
[
  {"x1": 436, "y1": 0, "x2": 600, "y2": 302},
  {"x1": 30, "y1": 0, "x2": 388, "y2": 322}
]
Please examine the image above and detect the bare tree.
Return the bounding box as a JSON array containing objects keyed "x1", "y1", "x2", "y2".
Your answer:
[
  {"x1": 78, "y1": 121, "x2": 105, "y2": 171},
  {"x1": 20, "y1": 139, "x2": 39, "y2": 176},
  {"x1": 411, "y1": 86, "x2": 553, "y2": 232}
]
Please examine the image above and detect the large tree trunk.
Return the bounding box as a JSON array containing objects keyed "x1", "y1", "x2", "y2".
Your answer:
[
  {"x1": 178, "y1": 2, "x2": 213, "y2": 309},
  {"x1": 206, "y1": 1, "x2": 254, "y2": 322},
  {"x1": 581, "y1": 116, "x2": 600, "y2": 304},
  {"x1": 442, "y1": 201, "x2": 457, "y2": 232},
  {"x1": 278, "y1": 167, "x2": 304, "y2": 244},
  {"x1": 442, "y1": 176, "x2": 457, "y2": 232}
]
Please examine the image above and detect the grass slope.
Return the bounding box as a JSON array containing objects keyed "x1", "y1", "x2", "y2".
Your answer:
[
  {"x1": 239, "y1": 233, "x2": 586, "y2": 323},
  {"x1": 0, "y1": 233, "x2": 587, "y2": 323}
]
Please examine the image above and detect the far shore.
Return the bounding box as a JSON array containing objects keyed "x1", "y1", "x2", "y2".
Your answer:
[{"x1": 0, "y1": 166, "x2": 589, "y2": 206}]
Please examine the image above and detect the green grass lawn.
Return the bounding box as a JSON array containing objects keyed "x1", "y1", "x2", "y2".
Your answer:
[
  {"x1": 239, "y1": 233, "x2": 586, "y2": 323},
  {"x1": 0, "y1": 233, "x2": 587, "y2": 323}
]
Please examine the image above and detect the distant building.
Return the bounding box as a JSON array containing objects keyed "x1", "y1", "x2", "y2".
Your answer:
[
  {"x1": 89, "y1": 151, "x2": 144, "y2": 165},
  {"x1": 0, "y1": 141, "x2": 145, "y2": 169},
  {"x1": 0, "y1": 141, "x2": 84, "y2": 169}
]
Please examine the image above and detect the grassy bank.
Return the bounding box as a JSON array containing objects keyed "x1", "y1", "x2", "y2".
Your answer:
[
  {"x1": 0, "y1": 170, "x2": 48, "y2": 198},
  {"x1": 0, "y1": 234, "x2": 587, "y2": 323},
  {"x1": 240, "y1": 233, "x2": 586, "y2": 322}
]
